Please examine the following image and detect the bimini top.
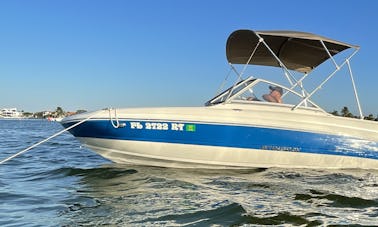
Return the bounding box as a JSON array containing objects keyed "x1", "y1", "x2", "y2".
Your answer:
[{"x1": 226, "y1": 30, "x2": 359, "y2": 73}]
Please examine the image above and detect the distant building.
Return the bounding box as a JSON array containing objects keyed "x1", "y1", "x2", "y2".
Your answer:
[
  {"x1": 1, "y1": 108, "x2": 22, "y2": 118},
  {"x1": 43, "y1": 111, "x2": 52, "y2": 117}
]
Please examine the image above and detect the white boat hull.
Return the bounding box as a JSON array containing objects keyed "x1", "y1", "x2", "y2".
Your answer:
[
  {"x1": 79, "y1": 137, "x2": 378, "y2": 169},
  {"x1": 62, "y1": 105, "x2": 378, "y2": 169}
]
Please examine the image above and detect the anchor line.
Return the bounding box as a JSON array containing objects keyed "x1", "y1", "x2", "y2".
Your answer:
[{"x1": 0, "y1": 110, "x2": 105, "y2": 165}]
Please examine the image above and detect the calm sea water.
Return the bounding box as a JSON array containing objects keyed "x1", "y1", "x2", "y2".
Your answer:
[{"x1": 0, "y1": 119, "x2": 377, "y2": 226}]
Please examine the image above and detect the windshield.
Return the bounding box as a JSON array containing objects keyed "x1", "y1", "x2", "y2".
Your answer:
[
  {"x1": 206, "y1": 78, "x2": 321, "y2": 110},
  {"x1": 206, "y1": 78, "x2": 256, "y2": 105}
]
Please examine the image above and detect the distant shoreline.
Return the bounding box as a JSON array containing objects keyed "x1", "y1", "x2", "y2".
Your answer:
[{"x1": 1, "y1": 107, "x2": 86, "y2": 120}]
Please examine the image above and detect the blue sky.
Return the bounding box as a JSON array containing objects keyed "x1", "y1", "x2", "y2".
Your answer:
[{"x1": 0, "y1": 0, "x2": 377, "y2": 116}]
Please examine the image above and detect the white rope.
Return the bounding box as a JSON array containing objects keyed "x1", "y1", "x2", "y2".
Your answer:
[{"x1": 0, "y1": 110, "x2": 104, "y2": 165}]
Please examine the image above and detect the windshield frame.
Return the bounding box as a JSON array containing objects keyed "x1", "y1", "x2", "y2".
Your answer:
[{"x1": 206, "y1": 77, "x2": 325, "y2": 112}]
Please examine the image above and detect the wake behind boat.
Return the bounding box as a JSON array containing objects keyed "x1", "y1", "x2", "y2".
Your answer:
[{"x1": 62, "y1": 29, "x2": 378, "y2": 169}]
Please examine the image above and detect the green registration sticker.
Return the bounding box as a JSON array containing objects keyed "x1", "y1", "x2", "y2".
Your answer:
[{"x1": 185, "y1": 124, "x2": 196, "y2": 132}]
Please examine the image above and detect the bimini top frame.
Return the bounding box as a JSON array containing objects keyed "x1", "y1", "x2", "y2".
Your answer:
[{"x1": 224, "y1": 29, "x2": 363, "y2": 118}]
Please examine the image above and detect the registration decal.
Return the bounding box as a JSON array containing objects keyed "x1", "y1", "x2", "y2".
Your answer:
[{"x1": 129, "y1": 121, "x2": 196, "y2": 132}]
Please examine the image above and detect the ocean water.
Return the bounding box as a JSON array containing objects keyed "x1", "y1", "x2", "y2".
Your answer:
[{"x1": 0, "y1": 119, "x2": 377, "y2": 226}]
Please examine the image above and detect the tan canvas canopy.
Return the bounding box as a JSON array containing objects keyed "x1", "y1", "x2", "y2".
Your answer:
[{"x1": 226, "y1": 30, "x2": 359, "y2": 73}]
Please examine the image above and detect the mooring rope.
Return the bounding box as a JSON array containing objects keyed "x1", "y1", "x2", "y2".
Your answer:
[{"x1": 0, "y1": 110, "x2": 104, "y2": 165}]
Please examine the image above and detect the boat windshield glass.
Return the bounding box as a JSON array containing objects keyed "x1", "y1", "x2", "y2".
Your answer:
[
  {"x1": 206, "y1": 78, "x2": 255, "y2": 105},
  {"x1": 206, "y1": 78, "x2": 320, "y2": 109}
]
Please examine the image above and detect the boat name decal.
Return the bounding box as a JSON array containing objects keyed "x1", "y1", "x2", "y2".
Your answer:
[
  {"x1": 262, "y1": 145, "x2": 300, "y2": 152},
  {"x1": 129, "y1": 122, "x2": 196, "y2": 132}
]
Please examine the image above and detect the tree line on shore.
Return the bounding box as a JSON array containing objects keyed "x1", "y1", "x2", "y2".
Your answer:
[
  {"x1": 22, "y1": 107, "x2": 87, "y2": 119},
  {"x1": 330, "y1": 106, "x2": 378, "y2": 121}
]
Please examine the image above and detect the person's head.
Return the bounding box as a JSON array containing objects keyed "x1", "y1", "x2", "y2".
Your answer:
[{"x1": 269, "y1": 86, "x2": 283, "y2": 96}]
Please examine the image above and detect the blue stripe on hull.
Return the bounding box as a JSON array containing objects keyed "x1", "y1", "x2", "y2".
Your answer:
[{"x1": 62, "y1": 119, "x2": 378, "y2": 160}]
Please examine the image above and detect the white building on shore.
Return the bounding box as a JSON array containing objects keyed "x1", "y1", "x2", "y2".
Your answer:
[{"x1": 0, "y1": 108, "x2": 22, "y2": 118}]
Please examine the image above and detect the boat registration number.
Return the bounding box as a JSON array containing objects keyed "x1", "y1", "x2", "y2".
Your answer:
[{"x1": 129, "y1": 121, "x2": 196, "y2": 132}]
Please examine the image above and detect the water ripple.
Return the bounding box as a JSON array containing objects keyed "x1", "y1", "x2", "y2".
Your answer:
[{"x1": 1, "y1": 120, "x2": 378, "y2": 226}]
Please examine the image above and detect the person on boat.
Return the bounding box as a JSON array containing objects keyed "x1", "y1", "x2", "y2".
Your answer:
[{"x1": 263, "y1": 86, "x2": 283, "y2": 103}]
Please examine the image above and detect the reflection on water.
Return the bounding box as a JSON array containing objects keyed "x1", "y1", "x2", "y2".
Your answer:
[{"x1": 59, "y1": 165, "x2": 378, "y2": 226}]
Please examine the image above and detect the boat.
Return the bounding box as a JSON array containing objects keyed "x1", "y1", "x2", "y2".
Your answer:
[
  {"x1": 47, "y1": 117, "x2": 64, "y2": 122},
  {"x1": 61, "y1": 29, "x2": 378, "y2": 169},
  {"x1": 1, "y1": 108, "x2": 22, "y2": 119}
]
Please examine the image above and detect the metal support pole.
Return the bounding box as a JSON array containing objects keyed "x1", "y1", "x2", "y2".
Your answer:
[
  {"x1": 320, "y1": 40, "x2": 340, "y2": 70},
  {"x1": 347, "y1": 59, "x2": 364, "y2": 119},
  {"x1": 292, "y1": 48, "x2": 359, "y2": 110},
  {"x1": 255, "y1": 33, "x2": 295, "y2": 86}
]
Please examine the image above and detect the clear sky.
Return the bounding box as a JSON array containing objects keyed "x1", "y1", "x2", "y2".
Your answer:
[{"x1": 0, "y1": 0, "x2": 377, "y2": 116}]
